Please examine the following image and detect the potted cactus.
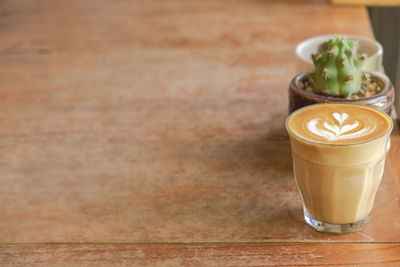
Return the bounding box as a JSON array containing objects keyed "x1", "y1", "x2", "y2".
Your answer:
[{"x1": 289, "y1": 37, "x2": 394, "y2": 114}]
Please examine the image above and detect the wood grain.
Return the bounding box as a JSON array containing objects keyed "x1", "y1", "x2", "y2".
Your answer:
[
  {"x1": 1, "y1": 243, "x2": 400, "y2": 266},
  {"x1": 1, "y1": 0, "x2": 398, "y2": 265},
  {"x1": 1, "y1": 138, "x2": 399, "y2": 243},
  {"x1": 332, "y1": 0, "x2": 400, "y2": 5},
  {"x1": 390, "y1": 121, "x2": 400, "y2": 195}
]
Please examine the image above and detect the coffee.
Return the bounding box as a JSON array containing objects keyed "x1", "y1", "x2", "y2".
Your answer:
[
  {"x1": 288, "y1": 104, "x2": 391, "y2": 145},
  {"x1": 286, "y1": 103, "x2": 392, "y2": 233}
]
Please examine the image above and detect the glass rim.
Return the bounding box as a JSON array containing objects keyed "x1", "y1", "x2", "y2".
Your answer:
[{"x1": 285, "y1": 103, "x2": 393, "y2": 147}]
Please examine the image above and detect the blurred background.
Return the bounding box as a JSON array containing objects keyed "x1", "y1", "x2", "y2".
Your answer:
[{"x1": 369, "y1": 6, "x2": 400, "y2": 109}]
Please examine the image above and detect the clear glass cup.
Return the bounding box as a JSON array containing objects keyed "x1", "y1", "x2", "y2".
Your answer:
[{"x1": 286, "y1": 104, "x2": 393, "y2": 234}]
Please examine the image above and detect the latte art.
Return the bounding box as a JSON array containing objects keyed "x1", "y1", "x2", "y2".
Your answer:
[
  {"x1": 307, "y1": 112, "x2": 376, "y2": 141},
  {"x1": 286, "y1": 104, "x2": 393, "y2": 228},
  {"x1": 287, "y1": 104, "x2": 392, "y2": 145}
]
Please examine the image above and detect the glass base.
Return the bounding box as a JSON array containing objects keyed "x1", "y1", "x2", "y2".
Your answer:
[{"x1": 304, "y1": 208, "x2": 370, "y2": 234}]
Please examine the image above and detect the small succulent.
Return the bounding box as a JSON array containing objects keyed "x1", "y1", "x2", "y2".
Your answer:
[{"x1": 309, "y1": 37, "x2": 368, "y2": 97}]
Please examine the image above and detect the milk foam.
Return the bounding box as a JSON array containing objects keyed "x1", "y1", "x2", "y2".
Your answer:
[
  {"x1": 287, "y1": 104, "x2": 393, "y2": 225},
  {"x1": 306, "y1": 112, "x2": 376, "y2": 141},
  {"x1": 287, "y1": 104, "x2": 392, "y2": 145}
]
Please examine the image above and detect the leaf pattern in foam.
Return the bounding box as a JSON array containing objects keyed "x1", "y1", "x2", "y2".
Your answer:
[{"x1": 306, "y1": 112, "x2": 375, "y2": 141}]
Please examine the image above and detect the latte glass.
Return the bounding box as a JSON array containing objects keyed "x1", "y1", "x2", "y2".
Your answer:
[{"x1": 286, "y1": 104, "x2": 393, "y2": 234}]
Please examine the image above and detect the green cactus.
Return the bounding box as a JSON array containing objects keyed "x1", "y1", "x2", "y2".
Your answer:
[{"x1": 309, "y1": 37, "x2": 367, "y2": 97}]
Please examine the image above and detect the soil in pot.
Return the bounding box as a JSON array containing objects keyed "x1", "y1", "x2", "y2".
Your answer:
[
  {"x1": 299, "y1": 75, "x2": 384, "y2": 100},
  {"x1": 288, "y1": 72, "x2": 395, "y2": 115}
]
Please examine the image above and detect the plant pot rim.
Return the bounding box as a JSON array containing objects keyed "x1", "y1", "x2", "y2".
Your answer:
[
  {"x1": 296, "y1": 35, "x2": 383, "y2": 65},
  {"x1": 290, "y1": 71, "x2": 392, "y2": 103}
]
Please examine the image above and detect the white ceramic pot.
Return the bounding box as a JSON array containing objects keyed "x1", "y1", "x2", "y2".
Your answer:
[{"x1": 295, "y1": 35, "x2": 383, "y2": 73}]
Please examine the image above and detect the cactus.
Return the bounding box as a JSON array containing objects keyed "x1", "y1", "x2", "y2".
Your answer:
[{"x1": 309, "y1": 37, "x2": 367, "y2": 97}]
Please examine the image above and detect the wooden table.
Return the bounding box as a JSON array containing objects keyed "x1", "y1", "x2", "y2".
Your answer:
[{"x1": 1, "y1": 0, "x2": 400, "y2": 265}]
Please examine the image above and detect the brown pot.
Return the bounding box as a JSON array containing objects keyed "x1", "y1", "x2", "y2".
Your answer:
[{"x1": 288, "y1": 71, "x2": 395, "y2": 115}]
